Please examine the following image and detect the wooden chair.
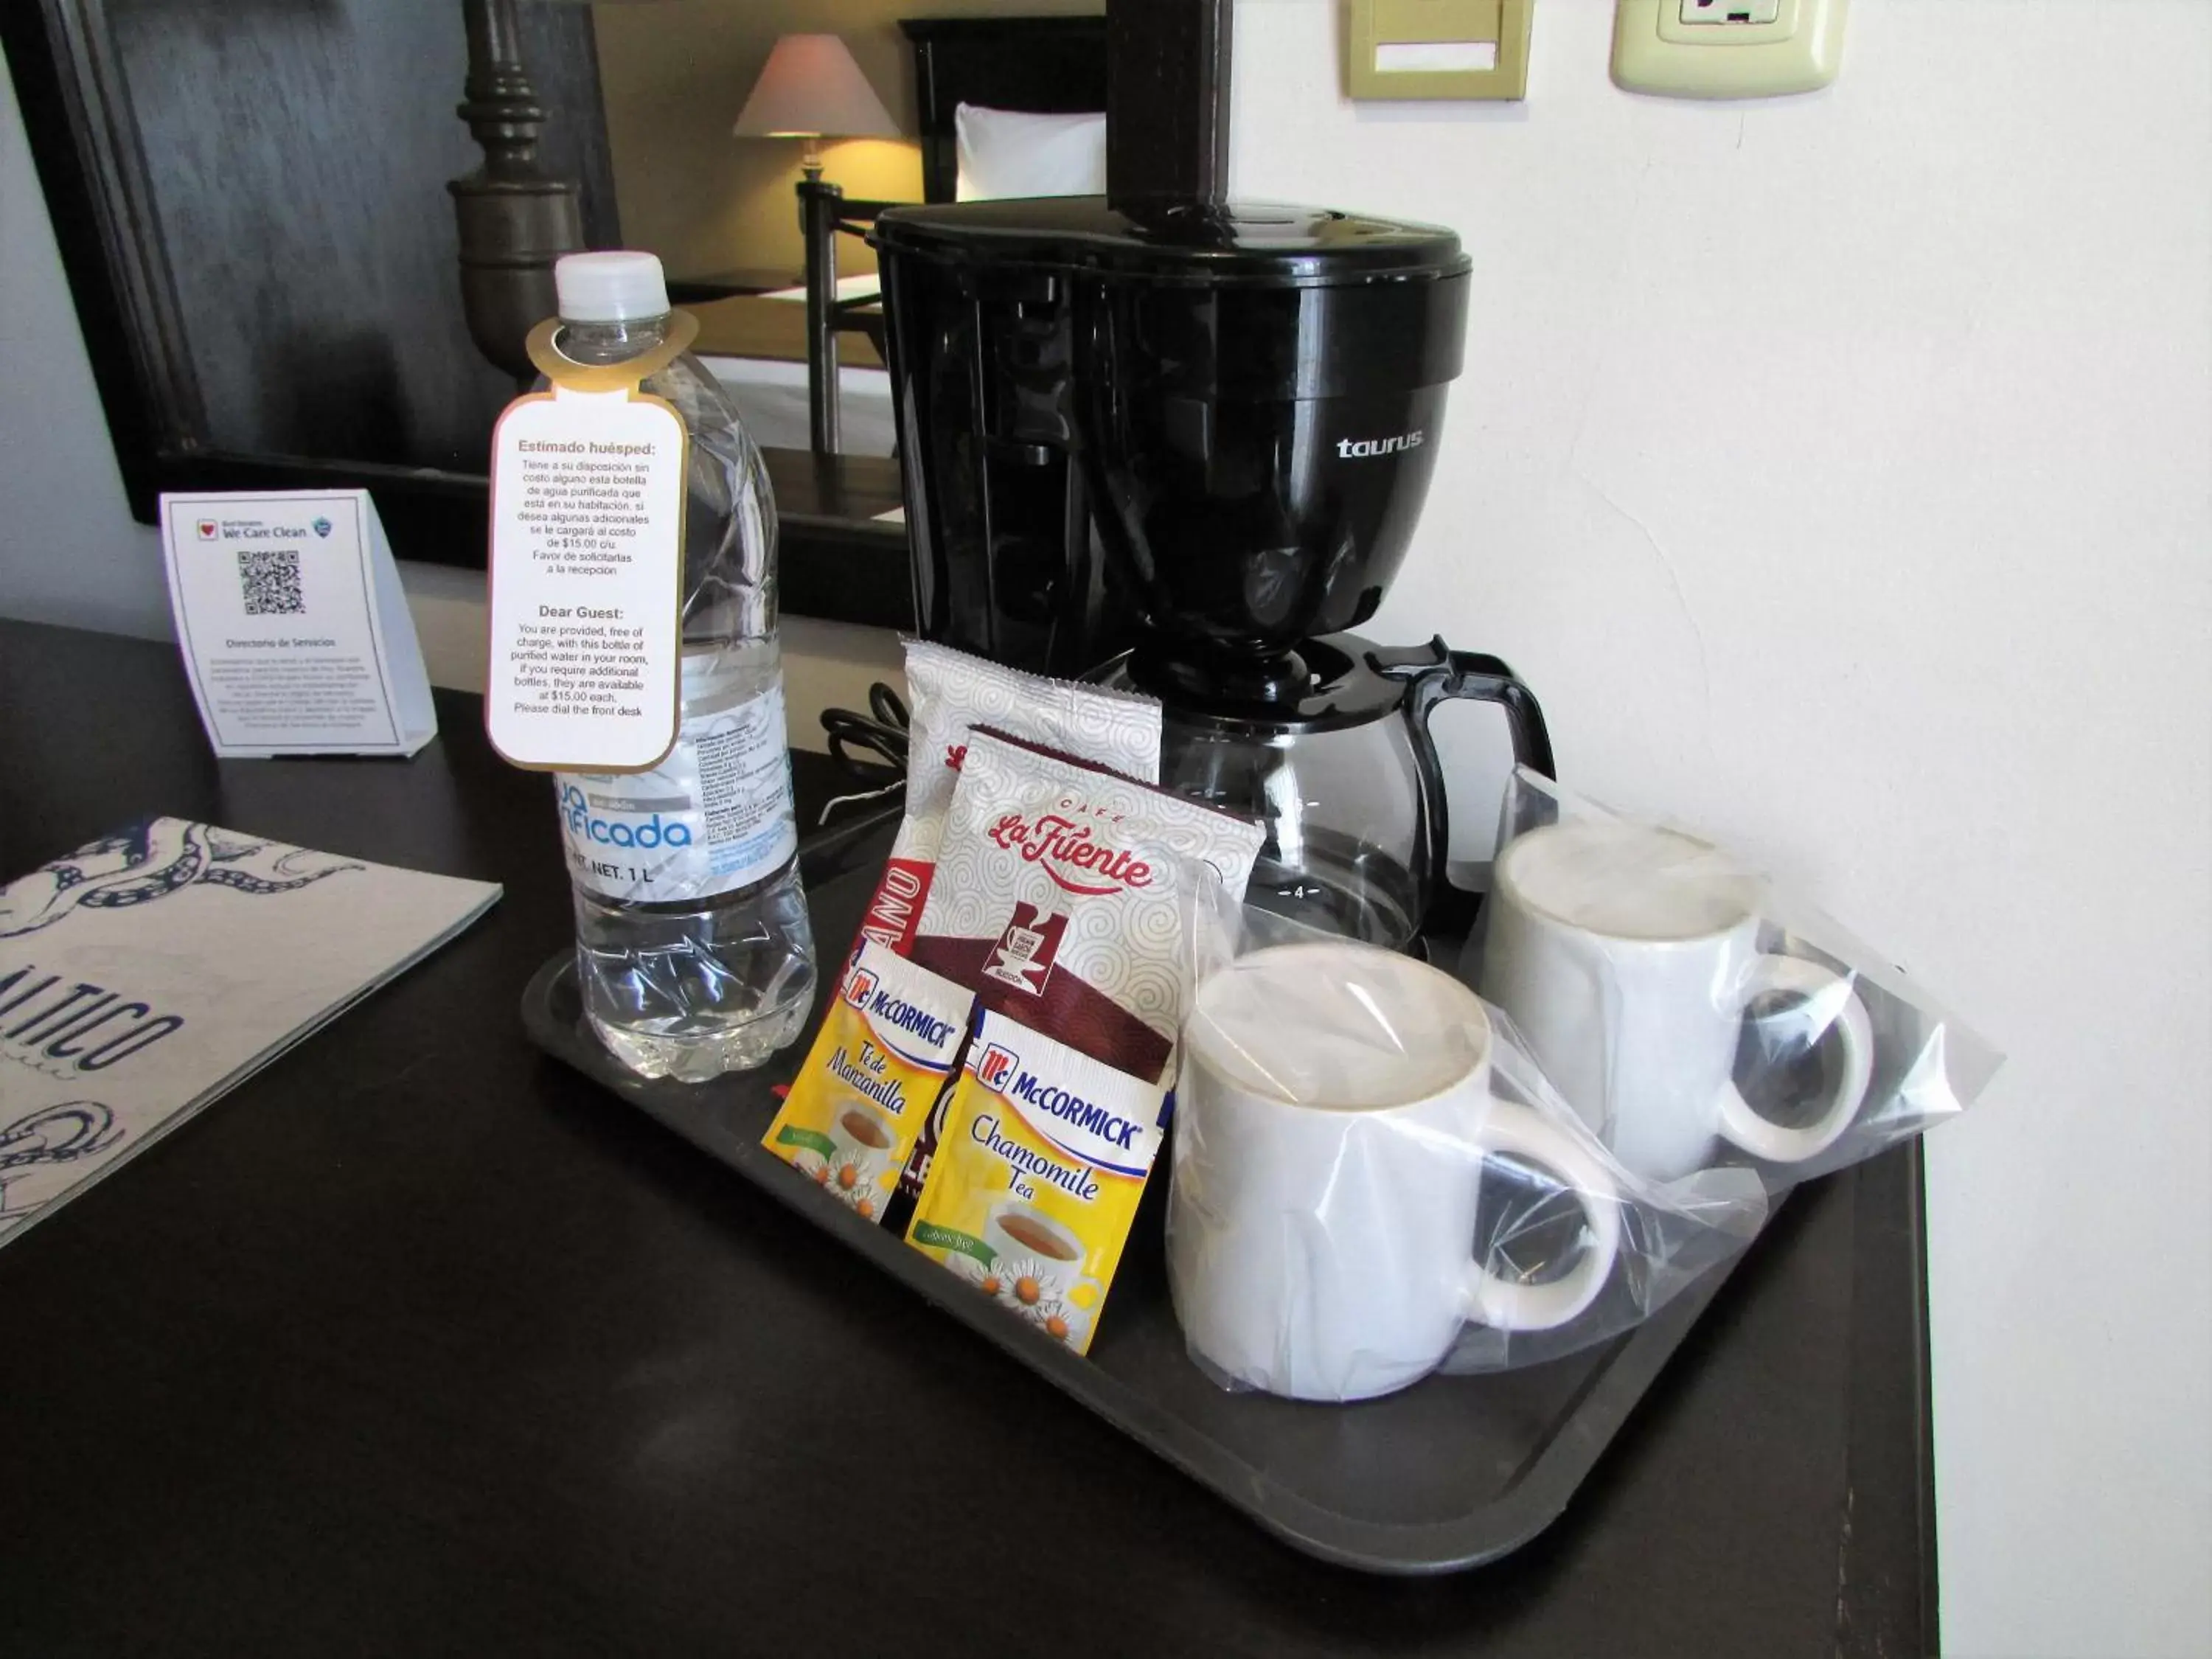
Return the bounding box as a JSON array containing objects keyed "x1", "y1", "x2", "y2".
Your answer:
[{"x1": 796, "y1": 182, "x2": 893, "y2": 456}]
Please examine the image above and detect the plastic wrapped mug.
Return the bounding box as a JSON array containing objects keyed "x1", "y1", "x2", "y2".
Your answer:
[
  {"x1": 1168, "y1": 942, "x2": 1622, "y2": 1403},
  {"x1": 1480, "y1": 821, "x2": 1875, "y2": 1186}
]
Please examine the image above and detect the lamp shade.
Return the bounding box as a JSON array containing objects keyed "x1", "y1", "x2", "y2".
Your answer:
[{"x1": 733, "y1": 34, "x2": 900, "y2": 140}]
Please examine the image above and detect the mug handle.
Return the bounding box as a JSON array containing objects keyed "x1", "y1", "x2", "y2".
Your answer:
[
  {"x1": 1713, "y1": 955, "x2": 1875, "y2": 1166},
  {"x1": 1461, "y1": 1102, "x2": 1623, "y2": 1333}
]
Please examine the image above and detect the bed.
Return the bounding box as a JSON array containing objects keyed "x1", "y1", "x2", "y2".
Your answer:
[
  {"x1": 902, "y1": 15, "x2": 1112, "y2": 204},
  {"x1": 705, "y1": 14, "x2": 1109, "y2": 458}
]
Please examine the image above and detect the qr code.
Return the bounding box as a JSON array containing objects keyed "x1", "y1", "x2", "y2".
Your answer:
[{"x1": 237, "y1": 548, "x2": 305, "y2": 616}]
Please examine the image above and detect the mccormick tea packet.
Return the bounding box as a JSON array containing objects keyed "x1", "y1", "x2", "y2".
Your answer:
[
  {"x1": 902, "y1": 729, "x2": 1263, "y2": 1352},
  {"x1": 905, "y1": 1010, "x2": 1169, "y2": 1354},
  {"x1": 855, "y1": 641, "x2": 1161, "y2": 958},
  {"x1": 760, "y1": 941, "x2": 973, "y2": 1219}
]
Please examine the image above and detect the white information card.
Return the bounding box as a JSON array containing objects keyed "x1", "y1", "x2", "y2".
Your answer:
[{"x1": 160, "y1": 489, "x2": 437, "y2": 759}]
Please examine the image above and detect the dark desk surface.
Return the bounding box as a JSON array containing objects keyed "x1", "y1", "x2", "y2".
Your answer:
[
  {"x1": 763, "y1": 445, "x2": 905, "y2": 530},
  {"x1": 0, "y1": 621, "x2": 1935, "y2": 1658},
  {"x1": 763, "y1": 447, "x2": 912, "y2": 633}
]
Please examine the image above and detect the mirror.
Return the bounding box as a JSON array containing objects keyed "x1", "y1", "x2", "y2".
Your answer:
[
  {"x1": 1, "y1": 0, "x2": 1225, "y2": 626},
  {"x1": 599, "y1": 1, "x2": 1106, "y2": 293},
  {"x1": 593, "y1": 1, "x2": 1107, "y2": 457}
]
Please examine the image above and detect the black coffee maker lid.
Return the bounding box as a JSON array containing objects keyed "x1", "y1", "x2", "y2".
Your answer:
[
  {"x1": 1100, "y1": 633, "x2": 1419, "y2": 734},
  {"x1": 871, "y1": 198, "x2": 1468, "y2": 288}
]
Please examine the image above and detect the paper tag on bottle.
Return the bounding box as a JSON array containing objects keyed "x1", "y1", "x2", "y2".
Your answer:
[{"x1": 485, "y1": 317, "x2": 698, "y2": 773}]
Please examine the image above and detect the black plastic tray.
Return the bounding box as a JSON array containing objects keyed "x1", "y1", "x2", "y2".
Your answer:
[{"x1": 520, "y1": 838, "x2": 1752, "y2": 1575}]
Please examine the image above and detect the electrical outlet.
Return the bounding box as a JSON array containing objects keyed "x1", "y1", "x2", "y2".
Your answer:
[
  {"x1": 1680, "y1": 0, "x2": 1783, "y2": 23},
  {"x1": 1613, "y1": 0, "x2": 1847, "y2": 96}
]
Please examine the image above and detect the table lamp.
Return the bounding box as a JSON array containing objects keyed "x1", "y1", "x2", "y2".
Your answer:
[{"x1": 733, "y1": 34, "x2": 900, "y2": 183}]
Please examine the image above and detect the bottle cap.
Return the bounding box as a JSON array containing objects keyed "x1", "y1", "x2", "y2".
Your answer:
[{"x1": 554, "y1": 251, "x2": 670, "y2": 322}]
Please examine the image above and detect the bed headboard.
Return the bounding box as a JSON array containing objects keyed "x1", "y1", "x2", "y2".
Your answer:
[{"x1": 899, "y1": 15, "x2": 1110, "y2": 204}]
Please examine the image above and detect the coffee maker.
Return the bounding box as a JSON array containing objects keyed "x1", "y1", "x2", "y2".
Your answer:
[{"x1": 872, "y1": 198, "x2": 1551, "y2": 948}]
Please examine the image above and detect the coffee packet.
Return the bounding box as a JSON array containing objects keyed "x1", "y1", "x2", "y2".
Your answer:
[
  {"x1": 897, "y1": 726, "x2": 1264, "y2": 1203},
  {"x1": 908, "y1": 728, "x2": 1264, "y2": 1083},
  {"x1": 902, "y1": 729, "x2": 1264, "y2": 1352},
  {"x1": 760, "y1": 941, "x2": 973, "y2": 1219},
  {"x1": 856, "y1": 641, "x2": 1161, "y2": 958}
]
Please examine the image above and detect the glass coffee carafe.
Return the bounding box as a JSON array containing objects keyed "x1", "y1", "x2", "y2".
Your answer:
[{"x1": 1096, "y1": 633, "x2": 1552, "y2": 950}]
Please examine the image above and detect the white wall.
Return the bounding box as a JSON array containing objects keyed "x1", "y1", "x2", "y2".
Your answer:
[
  {"x1": 0, "y1": 55, "x2": 900, "y2": 751},
  {"x1": 1231, "y1": 2, "x2": 2211, "y2": 1655}
]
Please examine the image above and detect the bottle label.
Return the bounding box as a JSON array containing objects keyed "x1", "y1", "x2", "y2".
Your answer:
[{"x1": 556, "y1": 677, "x2": 799, "y2": 903}]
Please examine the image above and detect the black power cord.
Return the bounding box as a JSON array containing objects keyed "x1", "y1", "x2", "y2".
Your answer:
[{"x1": 814, "y1": 681, "x2": 909, "y2": 826}]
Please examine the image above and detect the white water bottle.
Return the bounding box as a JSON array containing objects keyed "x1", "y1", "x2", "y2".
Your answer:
[{"x1": 548, "y1": 252, "x2": 816, "y2": 1080}]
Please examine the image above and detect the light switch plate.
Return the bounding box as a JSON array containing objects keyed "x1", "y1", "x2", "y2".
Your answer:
[
  {"x1": 1612, "y1": 0, "x2": 1847, "y2": 98},
  {"x1": 1348, "y1": 0, "x2": 1534, "y2": 101}
]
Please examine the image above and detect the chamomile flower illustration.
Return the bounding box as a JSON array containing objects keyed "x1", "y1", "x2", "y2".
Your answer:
[
  {"x1": 947, "y1": 1253, "x2": 1008, "y2": 1300},
  {"x1": 992, "y1": 1257, "x2": 1059, "y2": 1315},
  {"x1": 824, "y1": 1151, "x2": 883, "y2": 1218},
  {"x1": 793, "y1": 1148, "x2": 830, "y2": 1185},
  {"x1": 997, "y1": 1275, "x2": 1091, "y2": 1347},
  {"x1": 1034, "y1": 1297, "x2": 1092, "y2": 1349}
]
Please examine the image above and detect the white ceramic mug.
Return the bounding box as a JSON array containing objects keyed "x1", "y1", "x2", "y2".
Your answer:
[
  {"x1": 1168, "y1": 942, "x2": 1622, "y2": 1403},
  {"x1": 1480, "y1": 820, "x2": 1875, "y2": 1186}
]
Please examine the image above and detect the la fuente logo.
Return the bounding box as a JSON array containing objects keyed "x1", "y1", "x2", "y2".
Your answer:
[{"x1": 985, "y1": 810, "x2": 1154, "y2": 898}]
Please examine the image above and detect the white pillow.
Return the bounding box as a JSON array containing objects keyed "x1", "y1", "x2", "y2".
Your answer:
[{"x1": 953, "y1": 102, "x2": 1107, "y2": 201}]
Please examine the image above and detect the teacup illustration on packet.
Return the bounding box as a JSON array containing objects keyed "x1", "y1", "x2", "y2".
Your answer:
[
  {"x1": 942, "y1": 1200, "x2": 1105, "y2": 1348},
  {"x1": 799, "y1": 1100, "x2": 901, "y2": 1219}
]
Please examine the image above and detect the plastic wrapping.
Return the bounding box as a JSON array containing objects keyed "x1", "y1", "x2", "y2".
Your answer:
[
  {"x1": 1478, "y1": 770, "x2": 2004, "y2": 1189},
  {"x1": 1166, "y1": 773, "x2": 2003, "y2": 1400},
  {"x1": 1169, "y1": 914, "x2": 1769, "y2": 1399}
]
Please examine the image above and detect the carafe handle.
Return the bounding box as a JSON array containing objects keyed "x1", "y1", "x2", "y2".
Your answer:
[{"x1": 1370, "y1": 637, "x2": 1556, "y2": 936}]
